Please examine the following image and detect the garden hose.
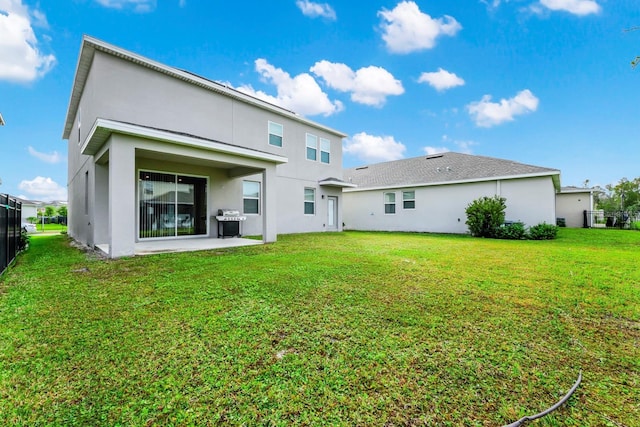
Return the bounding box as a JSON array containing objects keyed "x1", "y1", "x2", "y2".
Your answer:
[{"x1": 502, "y1": 371, "x2": 582, "y2": 427}]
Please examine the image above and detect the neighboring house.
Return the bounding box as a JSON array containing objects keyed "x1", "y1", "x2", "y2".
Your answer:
[
  {"x1": 343, "y1": 152, "x2": 560, "y2": 234},
  {"x1": 15, "y1": 198, "x2": 41, "y2": 224},
  {"x1": 63, "y1": 36, "x2": 351, "y2": 258},
  {"x1": 556, "y1": 186, "x2": 594, "y2": 228}
]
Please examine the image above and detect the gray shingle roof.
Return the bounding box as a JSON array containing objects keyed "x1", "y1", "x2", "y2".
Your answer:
[{"x1": 344, "y1": 152, "x2": 560, "y2": 190}]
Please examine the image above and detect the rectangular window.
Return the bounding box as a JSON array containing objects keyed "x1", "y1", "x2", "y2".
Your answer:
[
  {"x1": 403, "y1": 190, "x2": 415, "y2": 209},
  {"x1": 320, "y1": 138, "x2": 330, "y2": 164},
  {"x1": 268, "y1": 121, "x2": 283, "y2": 147},
  {"x1": 243, "y1": 181, "x2": 260, "y2": 214},
  {"x1": 306, "y1": 133, "x2": 317, "y2": 161},
  {"x1": 84, "y1": 171, "x2": 89, "y2": 215},
  {"x1": 304, "y1": 188, "x2": 315, "y2": 215},
  {"x1": 384, "y1": 192, "x2": 396, "y2": 214}
]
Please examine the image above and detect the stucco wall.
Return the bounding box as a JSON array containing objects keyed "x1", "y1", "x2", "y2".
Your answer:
[
  {"x1": 343, "y1": 176, "x2": 557, "y2": 234},
  {"x1": 500, "y1": 176, "x2": 557, "y2": 226},
  {"x1": 81, "y1": 52, "x2": 343, "y2": 184},
  {"x1": 556, "y1": 192, "x2": 591, "y2": 228}
]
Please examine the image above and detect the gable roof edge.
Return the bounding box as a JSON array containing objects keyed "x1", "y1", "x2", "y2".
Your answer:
[
  {"x1": 343, "y1": 170, "x2": 561, "y2": 193},
  {"x1": 63, "y1": 35, "x2": 347, "y2": 140}
]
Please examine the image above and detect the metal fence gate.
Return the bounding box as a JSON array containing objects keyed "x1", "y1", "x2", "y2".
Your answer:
[
  {"x1": 1, "y1": 194, "x2": 22, "y2": 276},
  {"x1": 583, "y1": 210, "x2": 640, "y2": 229}
]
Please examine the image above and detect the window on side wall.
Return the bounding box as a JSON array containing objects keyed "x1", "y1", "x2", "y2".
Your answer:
[
  {"x1": 306, "y1": 134, "x2": 317, "y2": 161},
  {"x1": 243, "y1": 181, "x2": 260, "y2": 214},
  {"x1": 403, "y1": 190, "x2": 415, "y2": 209},
  {"x1": 268, "y1": 121, "x2": 283, "y2": 147},
  {"x1": 84, "y1": 171, "x2": 89, "y2": 215},
  {"x1": 304, "y1": 188, "x2": 315, "y2": 215},
  {"x1": 384, "y1": 192, "x2": 396, "y2": 214},
  {"x1": 320, "y1": 138, "x2": 330, "y2": 164}
]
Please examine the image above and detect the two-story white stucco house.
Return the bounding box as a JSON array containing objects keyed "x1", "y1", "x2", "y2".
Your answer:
[
  {"x1": 343, "y1": 152, "x2": 561, "y2": 234},
  {"x1": 63, "y1": 36, "x2": 352, "y2": 258}
]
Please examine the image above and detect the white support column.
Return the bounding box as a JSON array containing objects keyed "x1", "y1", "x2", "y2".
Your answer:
[
  {"x1": 108, "y1": 137, "x2": 136, "y2": 257},
  {"x1": 94, "y1": 162, "x2": 109, "y2": 246},
  {"x1": 262, "y1": 166, "x2": 278, "y2": 243}
]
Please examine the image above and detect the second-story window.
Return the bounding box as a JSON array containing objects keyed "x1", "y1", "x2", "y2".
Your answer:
[
  {"x1": 269, "y1": 121, "x2": 283, "y2": 147},
  {"x1": 320, "y1": 138, "x2": 330, "y2": 164},
  {"x1": 306, "y1": 133, "x2": 317, "y2": 161}
]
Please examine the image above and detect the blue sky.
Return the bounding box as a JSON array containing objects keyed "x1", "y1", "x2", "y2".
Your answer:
[{"x1": 0, "y1": 0, "x2": 638, "y2": 201}]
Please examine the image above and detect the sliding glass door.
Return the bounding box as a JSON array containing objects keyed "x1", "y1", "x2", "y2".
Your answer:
[{"x1": 138, "y1": 171, "x2": 207, "y2": 239}]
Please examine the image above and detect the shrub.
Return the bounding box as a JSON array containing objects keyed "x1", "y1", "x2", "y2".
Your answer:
[
  {"x1": 529, "y1": 222, "x2": 558, "y2": 240},
  {"x1": 465, "y1": 196, "x2": 506, "y2": 237},
  {"x1": 19, "y1": 227, "x2": 30, "y2": 251},
  {"x1": 494, "y1": 222, "x2": 527, "y2": 240}
]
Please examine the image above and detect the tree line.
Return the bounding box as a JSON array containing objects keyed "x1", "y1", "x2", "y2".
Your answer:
[
  {"x1": 593, "y1": 177, "x2": 640, "y2": 212},
  {"x1": 26, "y1": 205, "x2": 68, "y2": 223}
]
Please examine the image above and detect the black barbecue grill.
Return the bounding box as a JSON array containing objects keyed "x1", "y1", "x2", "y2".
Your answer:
[{"x1": 215, "y1": 209, "x2": 247, "y2": 238}]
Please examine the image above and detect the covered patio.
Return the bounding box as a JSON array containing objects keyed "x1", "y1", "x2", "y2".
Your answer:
[{"x1": 84, "y1": 119, "x2": 287, "y2": 258}]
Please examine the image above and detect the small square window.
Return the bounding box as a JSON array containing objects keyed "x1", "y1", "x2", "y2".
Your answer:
[{"x1": 269, "y1": 121, "x2": 283, "y2": 147}]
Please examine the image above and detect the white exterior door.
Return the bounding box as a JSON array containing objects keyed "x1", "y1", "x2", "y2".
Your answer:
[{"x1": 327, "y1": 196, "x2": 338, "y2": 231}]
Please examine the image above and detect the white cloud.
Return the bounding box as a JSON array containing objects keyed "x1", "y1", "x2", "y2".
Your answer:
[
  {"x1": 311, "y1": 60, "x2": 404, "y2": 107},
  {"x1": 344, "y1": 132, "x2": 406, "y2": 163},
  {"x1": 94, "y1": 0, "x2": 156, "y2": 13},
  {"x1": 454, "y1": 140, "x2": 477, "y2": 154},
  {"x1": 28, "y1": 146, "x2": 62, "y2": 164},
  {"x1": 442, "y1": 135, "x2": 478, "y2": 154},
  {"x1": 237, "y1": 59, "x2": 343, "y2": 117},
  {"x1": 18, "y1": 176, "x2": 67, "y2": 201},
  {"x1": 535, "y1": 0, "x2": 601, "y2": 16},
  {"x1": 423, "y1": 146, "x2": 450, "y2": 155},
  {"x1": 467, "y1": 89, "x2": 539, "y2": 127},
  {"x1": 0, "y1": 0, "x2": 56, "y2": 83},
  {"x1": 378, "y1": 1, "x2": 462, "y2": 54},
  {"x1": 480, "y1": 0, "x2": 503, "y2": 9},
  {"x1": 296, "y1": 0, "x2": 336, "y2": 20},
  {"x1": 418, "y1": 68, "x2": 465, "y2": 92},
  {"x1": 424, "y1": 136, "x2": 477, "y2": 155}
]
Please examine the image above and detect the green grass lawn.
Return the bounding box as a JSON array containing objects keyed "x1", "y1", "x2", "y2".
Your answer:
[
  {"x1": 27, "y1": 222, "x2": 68, "y2": 233},
  {"x1": 1, "y1": 229, "x2": 638, "y2": 426}
]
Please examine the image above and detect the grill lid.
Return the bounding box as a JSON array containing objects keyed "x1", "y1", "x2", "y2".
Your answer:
[{"x1": 218, "y1": 209, "x2": 240, "y2": 216}]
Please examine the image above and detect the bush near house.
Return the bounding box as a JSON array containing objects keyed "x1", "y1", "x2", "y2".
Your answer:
[
  {"x1": 466, "y1": 196, "x2": 558, "y2": 240},
  {"x1": 494, "y1": 221, "x2": 527, "y2": 240},
  {"x1": 529, "y1": 222, "x2": 559, "y2": 240},
  {"x1": 465, "y1": 195, "x2": 507, "y2": 237}
]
